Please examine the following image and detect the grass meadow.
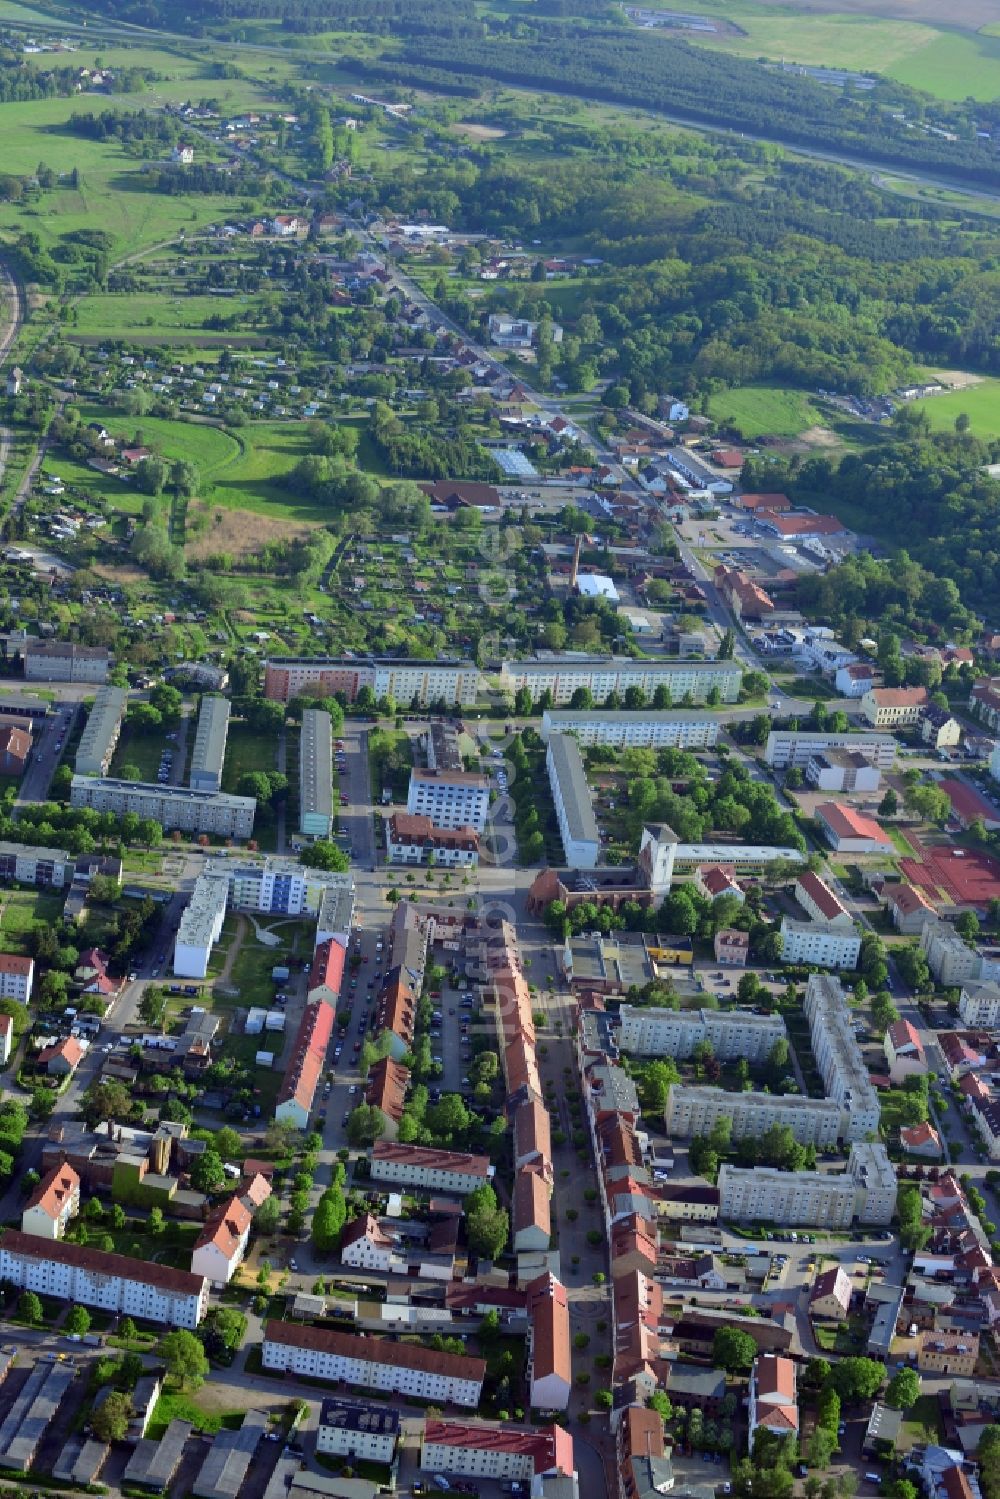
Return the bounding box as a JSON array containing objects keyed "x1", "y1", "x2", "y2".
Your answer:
[
  {"x1": 706, "y1": 384, "x2": 828, "y2": 438},
  {"x1": 912, "y1": 377, "x2": 1000, "y2": 440}
]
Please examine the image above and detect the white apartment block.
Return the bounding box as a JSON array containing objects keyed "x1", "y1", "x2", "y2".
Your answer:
[
  {"x1": 23, "y1": 641, "x2": 110, "y2": 683},
  {"x1": 921, "y1": 920, "x2": 986, "y2": 987},
  {"x1": 263, "y1": 1322, "x2": 485, "y2": 1407},
  {"x1": 173, "y1": 874, "x2": 229, "y2": 979},
  {"x1": 406, "y1": 769, "x2": 490, "y2": 832},
  {"x1": 618, "y1": 1005, "x2": 786, "y2": 1062},
  {"x1": 0, "y1": 840, "x2": 74, "y2": 888},
  {"x1": 370, "y1": 1142, "x2": 492, "y2": 1196},
  {"x1": 718, "y1": 1142, "x2": 895, "y2": 1227},
  {"x1": 500, "y1": 656, "x2": 742, "y2": 706},
  {"x1": 316, "y1": 1401, "x2": 399, "y2": 1465},
  {"x1": 540, "y1": 709, "x2": 720, "y2": 750},
  {"x1": 546, "y1": 733, "x2": 600, "y2": 869},
  {"x1": 420, "y1": 1422, "x2": 572, "y2": 1484},
  {"x1": 0, "y1": 952, "x2": 33, "y2": 1004},
  {"x1": 803, "y1": 973, "x2": 881, "y2": 1141},
  {"x1": 70, "y1": 776, "x2": 255, "y2": 839},
  {"x1": 263, "y1": 656, "x2": 478, "y2": 707},
  {"x1": 188, "y1": 695, "x2": 231, "y2": 794},
  {"x1": 217, "y1": 859, "x2": 354, "y2": 925},
  {"x1": 665, "y1": 1084, "x2": 843, "y2": 1147},
  {"x1": 0, "y1": 1230, "x2": 208, "y2": 1327},
  {"x1": 75, "y1": 686, "x2": 127, "y2": 777},
  {"x1": 779, "y1": 917, "x2": 861, "y2": 971},
  {"x1": 959, "y1": 981, "x2": 1000, "y2": 1027},
  {"x1": 764, "y1": 729, "x2": 897, "y2": 771}
]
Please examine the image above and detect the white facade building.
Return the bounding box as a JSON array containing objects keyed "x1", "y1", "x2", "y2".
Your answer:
[
  {"x1": 316, "y1": 1401, "x2": 399, "y2": 1465},
  {"x1": 803, "y1": 973, "x2": 881, "y2": 1141},
  {"x1": 70, "y1": 777, "x2": 255, "y2": 839},
  {"x1": 540, "y1": 710, "x2": 720, "y2": 749},
  {"x1": 0, "y1": 1231, "x2": 209, "y2": 1327},
  {"x1": 500, "y1": 656, "x2": 741, "y2": 706},
  {"x1": 779, "y1": 917, "x2": 861, "y2": 971},
  {"x1": 719, "y1": 1142, "x2": 896, "y2": 1227},
  {"x1": 618, "y1": 1005, "x2": 786, "y2": 1061},
  {"x1": 406, "y1": 769, "x2": 490, "y2": 832},
  {"x1": 959, "y1": 980, "x2": 1000, "y2": 1027},
  {"x1": 546, "y1": 733, "x2": 600, "y2": 870},
  {"x1": 262, "y1": 1322, "x2": 485, "y2": 1407},
  {"x1": 370, "y1": 1142, "x2": 492, "y2": 1196},
  {"x1": 0, "y1": 952, "x2": 33, "y2": 1004},
  {"x1": 188, "y1": 695, "x2": 230, "y2": 794},
  {"x1": 173, "y1": 874, "x2": 229, "y2": 979},
  {"x1": 665, "y1": 1085, "x2": 842, "y2": 1147},
  {"x1": 764, "y1": 730, "x2": 897, "y2": 771},
  {"x1": 263, "y1": 656, "x2": 478, "y2": 707}
]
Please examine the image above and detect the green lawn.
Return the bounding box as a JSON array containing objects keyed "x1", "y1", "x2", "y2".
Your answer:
[
  {"x1": 0, "y1": 889, "x2": 66, "y2": 952},
  {"x1": 110, "y1": 719, "x2": 173, "y2": 782},
  {"x1": 900, "y1": 1393, "x2": 945, "y2": 1448},
  {"x1": 147, "y1": 1389, "x2": 237, "y2": 1440},
  {"x1": 222, "y1": 721, "x2": 279, "y2": 795},
  {"x1": 72, "y1": 292, "x2": 266, "y2": 340},
  {"x1": 211, "y1": 422, "x2": 329, "y2": 520},
  {"x1": 912, "y1": 378, "x2": 1000, "y2": 440},
  {"x1": 78, "y1": 407, "x2": 242, "y2": 481},
  {"x1": 671, "y1": 1, "x2": 1000, "y2": 102},
  {"x1": 706, "y1": 384, "x2": 827, "y2": 439}
]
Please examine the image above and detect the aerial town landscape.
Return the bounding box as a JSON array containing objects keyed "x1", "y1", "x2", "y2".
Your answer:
[{"x1": 0, "y1": 1, "x2": 999, "y2": 1499}]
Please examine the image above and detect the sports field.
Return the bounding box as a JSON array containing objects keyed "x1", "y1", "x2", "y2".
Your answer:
[{"x1": 912, "y1": 377, "x2": 1000, "y2": 440}]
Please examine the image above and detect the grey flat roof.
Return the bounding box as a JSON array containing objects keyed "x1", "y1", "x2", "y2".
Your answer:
[
  {"x1": 192, "y1": 1410, "x2": 268, "y2": 1499},
  {"x1": 0, "y1": 838, "x2": 73, "y2": 864},
  {"x1": 0, "y1": 1360, "x2": 75, "y2": 1471},
  {"x1": 52, "y1": 1436, "x2": 109, "y2": 1486},
  {"x1": 301, "y1": 708, "x2": 333, "y2": 823},
  {"x1": 71, "y1": 775, "x2": 254, "y2": 809},
  {"x1": 76, "y1": 686, "x2": 127, "y2": 771},
  {"x1": 263, "y1": 1455, "x2": 302, "y2": 1499},
  {"x1": 189, "y1": 695, "x2": 231, "y2": 786},
  {"x1": 177, "y1": 872, "x2": 229, "y2": 949},
  {"x1": 124, "y1": 1419, "x2": 193, "y2": 1490},
  {"x1": 547, "y1": 733, "x2": 600, "y2": 848}
]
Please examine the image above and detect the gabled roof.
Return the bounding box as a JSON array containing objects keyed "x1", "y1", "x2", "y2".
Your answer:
[
  {"x1": 194, "y1": 1194, "x2": 252, "y2": 1261},
  {"x1": 308, "y1": 938, "x2": 345, "y2": 999},
  {"x1": 24, "y1": 1163, "x2": 79, "y2": 1221}
]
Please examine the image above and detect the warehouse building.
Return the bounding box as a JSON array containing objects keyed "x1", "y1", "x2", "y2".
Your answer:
[
  {"x1": 546, "y1": 732, "x2": 600, "y2": 869},
  {"x1": 299, "y1": 708, "x2": 333, "y2": 840},
  {"x1": 70, "y1": 777, "x2": 256, "y2": 839},
  {"x1": 189, "y1": 695, "x2": 231, "y2": 794},
  {"x1": 75, "y1": 686, "x2": 127, "y2": 777},
  {"x1": 0, "y1": 1358, "x2": 75, "y2": 1473}
]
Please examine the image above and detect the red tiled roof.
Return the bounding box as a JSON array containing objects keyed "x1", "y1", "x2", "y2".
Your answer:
[
  {"x1": 366, "y1": 1057, "x2": 410, "y2": 1122},
  {"x1": 868, "y1": 687, "x2": 928, "y2": 708},
  {"x1": 308, "y1": 939, "x2": 345, "y2": 999},
  {"x1": 194, "y1": 1194, "x2": 251, "y2": 1260},
  {"x1": 757, "y1": 510, "x2": 844, "y2": 536},
  {"x1": 525, "y1": 1273, "x2": 572, "y2": 1386},
  {"x1": 0, "y1": 1227, "x2": 205, "y2": 1296},
  {"x1": 901, "y1": 1122, "x2": 941, "y2": 1150},
  {"x1": 423, "y1": 1421, "x2": 573, "y2": 1475},
  {"x1": 39, "y1": 1036, "x2": 84, "y2": 1069},
  {"x1": 796, "y1": 870, "x2": 848, "y2": 922},
  {"x1": 888, "y1": 884, "x2": 935, "y2": 917},
  {"x1": 264, "y1": 1319, "x2": 485, "y2": 1382},
  {"x1": 817, "y1": 803, "x2": 892, "y2": 844},
  {"x1": 887, "y1": 1019, "x2": 924, "y2": 1056},
  {"x1": 24, "y1": 1164, "x2": 79, "y2": 1221},
  {"x1": 276, "y1": 1000, "x2": 334, "y2": 1116},
  {"x1": 513, "y1": 1169, "x2": 551, "y2": 1238},
  {"x1": 372, "y1": 1141, "x2": 490, "y2": 1178},
  {"x1": 0, "y1": 953, "x2": 33, "y2": 975}
]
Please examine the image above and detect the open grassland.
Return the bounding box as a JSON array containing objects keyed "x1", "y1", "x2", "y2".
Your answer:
[
  {"x1": 210, "y1": 421, "x2": 329, "y2": 520},
  {"x1": 912, "y1": 377, "x2": 1000, "y2": 439},
  {"x1": 706, "y1": 383, "x2": 827, "y2": 437},
  {"x1": 79, "y1": 406, "x2": 242, "y2": 476},
  {"x1": 71, "y1": 291, "x2": 265, "y2": 339},
  {"x1": 634, "y1": 0, "x2": 1000, "y2": 100}
]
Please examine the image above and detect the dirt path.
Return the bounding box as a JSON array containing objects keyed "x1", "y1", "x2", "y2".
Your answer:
[{"x1": 217, "y1": 914, "x2": 248, "y2": 985}]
